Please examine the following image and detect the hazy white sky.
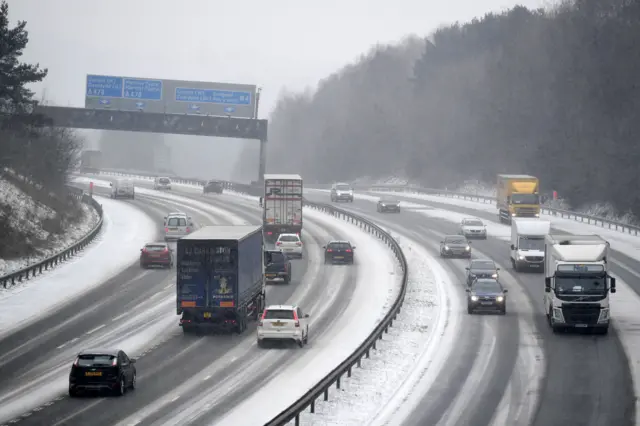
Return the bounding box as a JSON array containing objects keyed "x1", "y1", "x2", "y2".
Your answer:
[{"x1": 10, "y1": 0, "x2": 549, "y2": 118}]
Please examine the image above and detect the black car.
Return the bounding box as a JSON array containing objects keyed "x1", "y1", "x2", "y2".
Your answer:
[
  {"x1": 465, "y1": 259, "x2": 499, "y2": 286},
  {"x1": 203, "y1": 180, "x2": 224, "y2": 194},
  {"x1": 69, "y1": 348, "x2": 137, "y2": 397},
  {"x1": 439, "y1": 235, "x2": 472, "y2": 258},
  {"x1": 466, "y1": 278, "x2": 508, "y2": 315},
  {"x1": 324, "y1": 240, "x2": 356, "y2": 264},
  {"x1": 377, "y1": 198, "x2": 401, "y2": 213}
]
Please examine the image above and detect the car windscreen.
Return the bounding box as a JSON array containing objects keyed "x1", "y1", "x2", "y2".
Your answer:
[
  {"x1": 335, "y1": 185, "x2": 351, "y2": 190},
  {"x1": 380, "y1": 199, "x2": 397, "y2": 204},
  {"x1": 145, "y1": 245, "x2": 167, "y2": 252},
  {"x1": 445, "y1": 237, "x2": 466, "y2": 244},
  {"x1": 167, "y1": 217, "x2": 186, "y2": 226},
  {"x1": 264, "y1": 309, "x2": 295, "y2": 320},
  {"x1": 279, "y1": 235, "x2": 299, "y2": 242},
  {"x1": 77, "y1": 354, "x2": 115, "y2": 367},
  {"x1": 159, "y1": 178, "x2": 170, "y2": 183},
  {"x1": 464, "y1": 220, "x2": 483, "y2": 226},
  {"x1": 473, "y1": 281, "x2": 502, "y2": 293},
  {"x1": 328, "y1": 243, "x2": 351, "y2": 250},
  {"x1": 471, "y1": 260, "x2": 495, "y2": 269}
]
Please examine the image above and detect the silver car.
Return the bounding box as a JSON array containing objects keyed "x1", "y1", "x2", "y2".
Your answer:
[
  {"x1": 440, "y1": 235, "x2": 472, "y2": 258},
  {"x1": 164, "y1": 214, "x2": 193, "y2": 241},
  {"x1": 154, "y1": 177, "x2": 172, "y2": 190}
]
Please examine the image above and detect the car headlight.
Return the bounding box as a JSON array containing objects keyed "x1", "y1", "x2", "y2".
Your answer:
[
  {"x1": 381, "y1": 204, "x2": 386, "y2": 206},
  {"x1": 496, "y1": 296, "x2": 504, "y2": 302},
  {"x1": 465, "y1": 246, "x2": 470, "y2": 251},
  {"x1": 444, "y1": 246, "x2": 449, "y2": 250},
  {"x1": 471, "y1": 296, "x2": 479, "y2": 301},
  {"x1": 535, "y1": 213, "x2": 540, "y2": 217},
  {"x1": 492, "y1": 273, "x2": 498, "y2": 278},
  {"x1": 518, "y1": 255, "x2": 525, "y2": 260},
  {"x1": 511, "y1": 213, "x2": 516, "y2": 217}
]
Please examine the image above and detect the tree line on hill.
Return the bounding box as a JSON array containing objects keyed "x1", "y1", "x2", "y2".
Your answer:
[{"x1": 257, "y1": 0, "x2": 640, "y2": 217}]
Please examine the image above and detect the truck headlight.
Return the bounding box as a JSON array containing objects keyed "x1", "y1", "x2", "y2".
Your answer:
[
  {"x1": 465, "y1": 246, "x2": 470, "y2": 251},
  {"x1": 518, "y1": 255, "x2": 525, "y2": 260},
  {"x1": 535, "y1": 213, "x2": 540, "y2": 217},
  {"x1": 496, "y1": 296, "x2": 504, "y2": 302},
  {"x1": 444, "y1": 246, "x2": 449, "y2": 250},
  {"x1": 511, "y1": 213, "x2": 516, "y2": 217},
  {"x1": 598, "y1": 308, "x2": 610, "y2": 323},
  {"x1": 492, "y1": 273, "x2": 498, "y2": 278},
  {"x1": 552, "y1": 307, "x2": 565, "y2": 322},
  {"x1": 471, "y1": 296, "x2": 478, "y2": 301}
]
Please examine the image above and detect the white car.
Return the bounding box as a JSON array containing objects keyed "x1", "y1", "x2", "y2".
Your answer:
[
  {"x1": 459, "y1": 218, "x2": 487, "y2": 239},
  {"x1": 154, "y1": 177, "x2": 172, "y2": 190},
  {"x1": 257, "y1": 305, "x2": 310, "y2": 348},
  {"x1": 275, "y1": 233, "x2": 303, "y2": 258}
]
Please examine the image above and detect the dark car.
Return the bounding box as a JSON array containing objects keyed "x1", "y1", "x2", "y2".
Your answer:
[
  {"x1": 377, "y1": 198, "x2": 401, "y2": 213},
  {"x1": 203, "y1": 180, "x2": 224, "y2": 194},
  {"x1": 69, "y1": 348, "x2": 137, "y2": 397},
  {"x1": 324, "y1": 240, "x2": 355, "y2": 264},
  {"x1": 330, "y1": 183, "x2": 354, "y2": 202},
  {"x1": 264, "y1": 250, "x2": 292, "y2": 284},
  {"x1": 466, "y1": 278, "x2": 508, "y2": 315},
  {"x1": 140, "y1": 242, "x2": 173, "y2": 269},
  {"x1": 465, "y1": 259, "x2": 500, "y2": 286},
  {"x1": 440, "y1": 235, "x2": 472, "y2": 258}
]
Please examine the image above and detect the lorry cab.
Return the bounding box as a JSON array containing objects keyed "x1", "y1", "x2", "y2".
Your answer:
[
  {"x1": 497, "y1": 174, "x2": 541, "y2": 224},
  {"x1": 544, "y1": 234, "x2": 616, "y2": 334},
  {"x1": 510, "y1": 218, "x2": 550, "y2": 272}
]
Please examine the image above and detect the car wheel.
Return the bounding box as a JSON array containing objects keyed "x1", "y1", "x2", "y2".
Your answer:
[
  {"x1": 140, "y1": 262, "x2": 146, "y2": 269},
  {"x1": 500, "y1": 308, "x2": 506, "y2": 315},
  {"x1": 69, "y1": 387, "x2": 78, "y2": 398},
  {"x1": 467, "y1": 306, "x2": 473, "y2": 314},
  {"x1": 303, "y1": 328, "x2": 309, "y2": 344},
  {"x1": 257, "y1": 339, "x2": 266, "y2": 348},
  {"x1": 130, "y1": 371, "x2": 137, "y2": 389},
  {"x1": 297, "y1": 339, "x2": 304, "y2": 348},
  {"x1": 115, "y1": 376, "x2": 126, "y2": 396}
]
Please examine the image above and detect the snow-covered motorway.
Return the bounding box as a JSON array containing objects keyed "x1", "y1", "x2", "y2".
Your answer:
[
  {"x1": 0, "y1": 180, "x2": 400, "y2": 426},
  {"x1": 303, "y1": 189, "x2": 635, "y2": 426}
]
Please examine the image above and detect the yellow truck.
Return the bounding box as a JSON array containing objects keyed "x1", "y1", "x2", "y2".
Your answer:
[{"x1": 496, "y1": 174, "x2": 541, "y2": 224}]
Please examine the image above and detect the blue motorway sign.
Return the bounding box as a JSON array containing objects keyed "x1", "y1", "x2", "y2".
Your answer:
[
  {"x1": 123, "y1": 78, "x2": 163, "y2": 100},
  {"x1": 86, "y1": 75, "x2": 123, "y2": 98},
  {"x1": 174, "y1": 88, "x2": 251, "y2": 105}
]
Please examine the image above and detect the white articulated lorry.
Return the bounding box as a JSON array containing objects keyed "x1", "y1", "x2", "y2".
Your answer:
[
  {"x1": 544, "y1": 234, "x2": 616, "y2": 334},
  {"x1": 510, "y1": 218, "x2": 551, "y2": 272},
  {"x1": 262, "y1": 174, "x2": 303, "y2": 245}
]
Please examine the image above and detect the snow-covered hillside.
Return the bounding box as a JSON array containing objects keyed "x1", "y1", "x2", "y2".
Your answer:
[{"x1": 0, "y1": 179, "x2": 100, "y2": 277}]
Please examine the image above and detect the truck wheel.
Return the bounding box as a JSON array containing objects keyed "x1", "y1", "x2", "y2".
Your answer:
[{"x1": 594, "y1": 327, "x2": 609, "y2": 335}]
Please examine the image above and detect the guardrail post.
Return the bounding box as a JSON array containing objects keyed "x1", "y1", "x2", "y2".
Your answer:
[
  {"x1": 324, "y1": 388, "x2": 329, "y2": 401},
  {"x1": 336, "y1": 376, "x2": 341, "y2": 389},
  {"x1": 310, "y1": 400, "x2": 315, "y2": 413}
]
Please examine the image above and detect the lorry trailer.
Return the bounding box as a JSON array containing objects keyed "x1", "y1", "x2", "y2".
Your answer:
[
  {"x1": 544, "y1": 234, "x2": 616, "y2": 334},
  {"x1": 263, "y1": 174, "x2": 303, "y2": 244},
  {"x1": 176, "y1": 225, "x2": 265, "y2": 334}
]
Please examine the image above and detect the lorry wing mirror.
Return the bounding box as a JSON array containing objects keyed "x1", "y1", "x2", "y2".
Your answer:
[
  {"x1": 544, "y1": 277, "x2": 551, "y2": 292},
  {"x1": 109, "y1": 182, "x2": 113, "y2": 187},
  {"x1": 610, "y1": 277, "x2": 616, "y2": 293},
  {"x1": 465, "y1": 289, "x2": 470, "y2": 292},
  {"x1": 503, "y1": 289, "x2": 508, "y2": 293},
  {"x1": 322, "y1": 245, "x2": 326, "y2": 249},
  {"x1": 496, "y1": 267, "x2": 500, "y2": 271},
  {"x1": 440, "y1": 241, "x2": 444, "y2": 244},
  {"x1": 352, "y1": 246, "x2": 356, "y2": 249},
  {"x1": 510, "y1": 244, "x2": 515, "y2": 250},
  {"x1": 465, "y1": 267, "x2": 469, "y2": 270},
  {"x1": 304, "y1": 314, "x2": 310, "y2": 318}
]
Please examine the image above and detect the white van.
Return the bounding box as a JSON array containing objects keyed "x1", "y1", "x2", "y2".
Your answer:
[
  {"x1": 510, "y1": 218, "x2": 550, "y2": 272},
  {"x1": 164, "y1": 213, "x2": 194, "y2": 240},
  {"x1": 110, "y1": 178, "x2": 135, "y2": 199}
]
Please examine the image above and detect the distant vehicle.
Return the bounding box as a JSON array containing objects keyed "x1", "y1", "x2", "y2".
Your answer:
[
  {"x1": 257, "y1": 304, "x2": 310, "y2": 348},
  {"x1": 324, "y1": 240, "x2": 355, "y2": 264},
  {"x1": 466, "y1": 259, "x2": 499, "y2": 286},
  {"x1": 466, "y1": 278, "x2": 508, "y2": 315},
  {"x1": 177, "y1": 225, "x2": 265, "y2": 334},
  {"x1": 276, "y1": 233, "x2": 303, "y2": 258},
  {"x1": 110, "y1": 178, "x2": 135, "y2": 199},
  {"x1": 68, "y1": 348, "x2": 137, "y2": 397},
  {"x1": 459, "y1": 218, "x2": 487, "y2": 239},
  {"x1": 264, "y1": 249, "x2": 292, "y2": 284},
  {"x1": 263, "y1": 174, "x2": 303, "y2": 244},
  {"x1": 510, "y1": 218, "x2": 550, "y2": 272},
  {"x1": 140, "y1": 242, "x2": 174, "y2": 269},
  {"x1": 376, "y1": 198, "x2": 400, "y2": 213},
  {"x1": 203, "y1": 180, "x2": 224, "y2": 194},
  {"x1": 330, "y1": 183, "x2": 354, "y2": 202},
  {"x1": 154, "y1": 177, "x2": 172, "y2": 190},
  {"x1": 440, "y1": 235, "x2": 471, "y2": 258},
  {"x1": 80, "y1": 150, "x2": 102, "y2": 174},
  {"x1": 497, "y1": 174, "x2": 541, "y2": 224},
  {"x1": 164, "y1": 213, "x2": 193, "y2": 241}
]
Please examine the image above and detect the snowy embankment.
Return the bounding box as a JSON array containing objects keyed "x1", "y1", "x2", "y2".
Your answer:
[
  {"x1": 0, "y1": 179, "x2": 100, "y2": 277},
  {"x1": 0, "y1": 195, "x2": 156, "y2": 339}
]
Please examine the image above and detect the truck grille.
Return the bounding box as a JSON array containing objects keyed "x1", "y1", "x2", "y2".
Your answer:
[
  {"x1": 562, "y1": 304, "x2": 600, "y2": 325},
  {"x1": 515, "y1": 207, "x2": 539, "y2": 217},
  {"x1": 525, "y1": 256, "x2": 543, "y2": 262}
]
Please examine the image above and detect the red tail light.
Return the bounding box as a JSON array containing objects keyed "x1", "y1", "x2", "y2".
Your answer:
[
  {"x1": 165, "y1": 227, "x2": 169, "y2": 232},
  {"x1": 345, "y1": 249, "x2": 352, "y2": 253},
  {"x1": 111, "y1": 357, "x2": 117, "y2": 366},
  {"x1": 296, "y1": 242, "x2": 302, "y2": 246},
  {"x1": 276, "y1": 241, "x2": 282, "y2": 246},
  {"x1": 163, "y1": 247, "x2": 169, "y2": 253},
  {"x1": 266, "y1": 231, "x2": 273, "y2": 235},
  {"x1": 293, "y1": 310, "x2": 300, "y2": 327},
  {"x1": 142, "y1": 248, "x2": 148, "y2": 254},
  {"x1": 326, "y1": 249, "x2": 333, "y2": 252},
  {"x1": 259, "y1": 309, "x2": 267, "y2": 326},
  {"x1": 73, "y1": 357, "x2": 79, "y2": 366},
  {"x1": 186, "y1": 227, "x2": 191, "y2": 233}
]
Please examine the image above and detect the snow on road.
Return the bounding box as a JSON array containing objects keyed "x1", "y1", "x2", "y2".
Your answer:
[
  {"x1": 209, "y1": 207, "x2": 402, "y2": 426},
  {"x1": 284, "y1": 235, "x2": 456, "y2": 426},
  {"x1": 0, "y1": 195, "x2": 156, "y2": 339},
  {"x1": 0, "y1": 180, "x2": 101, "y2": 276}
]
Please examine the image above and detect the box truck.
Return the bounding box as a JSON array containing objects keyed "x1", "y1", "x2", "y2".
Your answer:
[
  {"x1": 510, "y1": 218, "x2": 551, "y2": 272},
  {"x1": 497, "y1": 174, "x2": 541, "y2": 224},
  {"x1": 177, "y1": 225, "x2": 265, "y2": 334},
  {"x1": 544, "y1": 234, "x2": 616, "y2": 334}
]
